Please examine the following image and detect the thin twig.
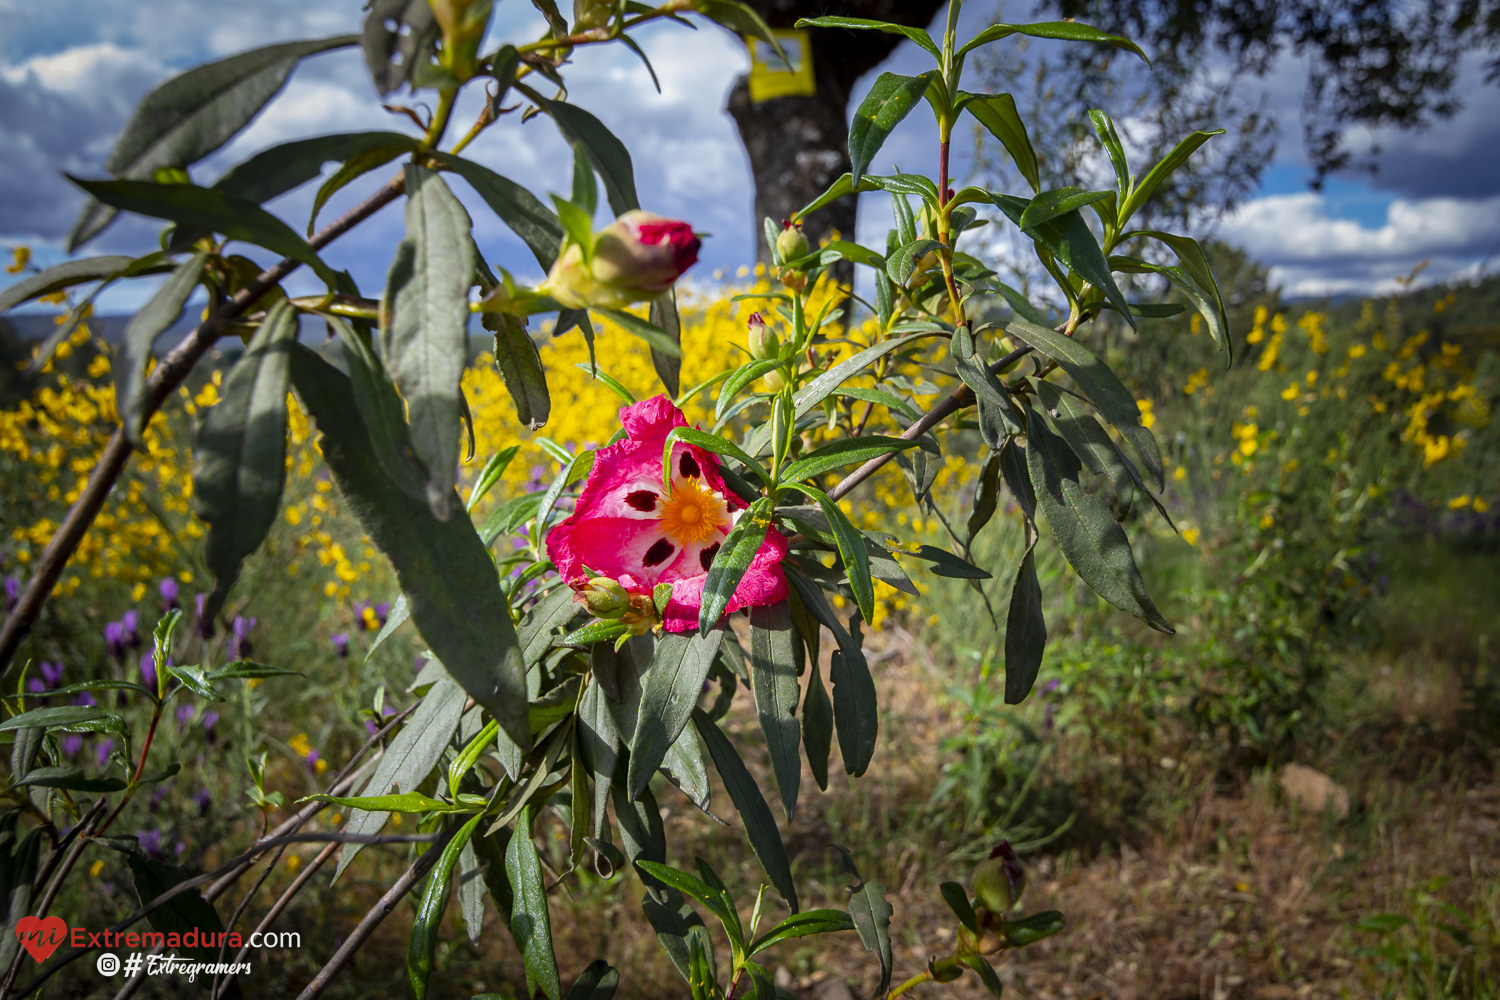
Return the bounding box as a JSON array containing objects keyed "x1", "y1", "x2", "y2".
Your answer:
[
  {"x1": 212, "y1": 841, "x2": 338, "y2": 1000},
  {"x1": 0, "y1": 172, "x2": 407, "y2": 675},
  {"x1": 292, "y1": 834, "x2": 452, "y2": 1000}
]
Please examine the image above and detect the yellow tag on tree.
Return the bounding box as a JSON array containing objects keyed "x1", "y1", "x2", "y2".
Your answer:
[{"x1": 748, "y1": 29, "x2": 816, "y2": 102}]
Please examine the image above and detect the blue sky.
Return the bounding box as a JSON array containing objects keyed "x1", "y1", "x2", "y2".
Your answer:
[{"x1": 4, "y1": 0, "x2": 1500, "y2": 314}]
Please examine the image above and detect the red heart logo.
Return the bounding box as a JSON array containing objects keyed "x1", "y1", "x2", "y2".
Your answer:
[{"x1": 15, "y1": 915, "x2": 67, "y2": 963}]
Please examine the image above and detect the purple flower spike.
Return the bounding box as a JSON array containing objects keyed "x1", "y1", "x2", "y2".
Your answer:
[
  {"x1": 61, "y1": 735, "x2": 83, "y2": 758},
  {"x1": 365, "y1": 719, "x2": 380, "y2": 736},
  {"x1": 137, "y1": 829, "x2": 163, "y2": 857},
  {"x1": 96, "y1": 739, "x2": 115, "y2": 769},
  {"x1": 27, "y1": 679, "x2": 45, "y2": 695},
  {"x1": 121, "y1": 610, "x2": 140, "y2": 649},
  {"x1": 40, "y1": 661, "x2": 64, "y2": 688},
  {"x1": 195, "y1": 592, "x2": 212, "y2": 638},
  {"x1": 201, "y1": 710, "x2": 219, "y2": 733},
  {"x1": 104, "y1": 621, "x2": 127, "y2": 661},
  {"x1": 305, "y1": 749, "x2": 321, "y2": 773},
  {"x1": 175, "y1": 704, "x2": 195, "y2": 729},
  {"x1": 159, "y1": 577, "x2": 180, "y2": 609},
  {"x1": 73, "y1": 692, "x2": 97, "y2": 708},
  {"x1": 332, "y1": 633, "x2": 350, "y2": 658},
  {"x1": 3, "y1": 576, "x2": 18, "y2": 613},
  {"x1": 140, "y1": 652, "x2": 157, "y2": 691},
  {"x1": 229, "y1": 616, "x2": 256, "y2": 660},
  {"x1": 192, "y1": 787, "x2": 212, "y2": 816},
  {"x1": 374, "y1": 602, "x2": 390, "y2": 625}
]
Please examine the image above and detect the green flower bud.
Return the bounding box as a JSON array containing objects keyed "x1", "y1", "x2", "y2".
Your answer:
[
  {"x1": 578, "y1": 577, "x2": 632, "y2": 619},
  {"x1": 970, "y1": 841, "x2": 1025, "y2": 913},
  {"x1": 776, "y1": 220, "x2": 809, "y2": 263},
  {"x1": 778, "y1": 266, "x2": 807, "y2": 294},
  {"x1": 574, "y1": 0, "x2": 613, "y2": 30},
  {"x1": 746, "y1": 312, "x2": 780, "y2": 360}
]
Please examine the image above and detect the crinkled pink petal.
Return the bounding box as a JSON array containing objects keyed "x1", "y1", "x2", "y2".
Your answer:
[{"x1": 661, "y1": 528, "x2": 790, "y2": 633}]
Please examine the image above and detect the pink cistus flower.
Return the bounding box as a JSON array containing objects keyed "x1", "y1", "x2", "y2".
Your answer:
[{"x1": 545, "y1": 396, "x2": 788, "y2": 632}]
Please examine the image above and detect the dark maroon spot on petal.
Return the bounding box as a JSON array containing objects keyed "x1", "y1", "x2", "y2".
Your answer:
[
  {"x1": 643, "y1": 539, "x2": 675, "y2": 567},
  {"x1": 679, "y1": 452, "x2": 700, "y2": 478},
  {"x1": 699, "y1": 542, "x2": 720, "y2": 572},
  {"x1": 625, "y1": 489, "x2": 658, "y2": 512}
]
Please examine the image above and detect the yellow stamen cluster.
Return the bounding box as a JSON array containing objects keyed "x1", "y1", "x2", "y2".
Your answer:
[{"x1": 657, "y1": 476, "x2": 729, "y2": 547}]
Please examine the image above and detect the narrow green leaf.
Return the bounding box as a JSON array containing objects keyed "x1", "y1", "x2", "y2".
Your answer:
[
  {"x1": 309, "y1": 138, "x2": 417, "y2": 234},
  {"x1": 126, "y1": 847, "x2": 226, "y2": 962},
  {"x1": 783, "y1": 484, "x2": 874, "y2": 624},
  {"x1": 507, "y1": 806, "x2": 562, "y2": 1000},
  {"x1": 213, "y1": 130, "x2": 415, "y2": 205},
  {"x1": 0, "y1": 707, "x2": 121, "y2": 734},
  {"x1": 381, "y1": 164, "x2": 476, "y2": 520},
  {"x1": 649, "y1": 289, "x2": 683, "y2": 397},
  {"x1": 1088, "y1": 110, "x2": 1131, "y2": 197},
  {"x1": 634, "y1": 860, "x2": 738, "y2": 932},
  {"x1": 1024, "y1": 408, "x2": 1172, "y2": 632},
  {"x1": 596, "y1": 307, "x2": 681, "y2": 357},
  {"x1": 12, "y1": 767, "x2": 127, "y2": 793},
  {"x1": 749, "y1": 601, "x2": 800, "y2": 821},
  {"x1": 69, "y1": 177, "x2": 340, "y2": 286},
  {"x1": 564, "y1": 960, "x2": 620, "y2": 1000},
  {"x1": 698, "y1": 497, "x2": 774, "y2": 635},
  {"x1": 1019, "y1": 187, "x2": 1115, "y2": 231},
  {"x1": 779, "y1": 436, "x2": 918, "y2": 484},
  {"x1": 802, "y1": 659, "x2": 833, "y2": 792},
  {"x1": 489, "y1": 313, "x2": 551, "y2": 430},
  {"x1": 960, "y1": 954, "x2": 1005, "y2": 997},
  {"x1": 791, "y1": 338, "x2": 907, "y2": 418},
  {"x1": 793, "y1": 172, "x2": 879, "y2": 222},
  {"x1": 796, "y1": 16, "x2": 940, "y2": 59},
  {"x1": 1007, "y1": 318, "x2": 1163, "y2": 489},
  {"x1": 166, "y1": 663, "x2": 225, "y2": 702},
  {"x1": 117, "y1": 250, "x2": 209, "y2": 444},
  {"x1": 967, "y1": 451, "x2": 1003, "y2": 545},
  {"x1": 409, "y1": 812, "x2": 484, "y2": 999},
  {"x1": 785, "y1": 570, "x2": 877, "y2": 776},
  {"x1": 193, "y1": 298, "x2": 296, "y2": 624},
  {"x1": 957, "y1": 20, "x2": 1149, "y2": 61},
  {"x1": 1004, "y1": 543, "x2": 1047, "y2": 704},
  {"x1": 668, "y1": 427, "x2": 770, "y2": 487},
  {"x1": 959, "y1": 91, "x2": 1039, "y2": 192},
  {"x1": 1121, "y1": 232, "x2": 1231, "y2": 362},
  {"x1": 692, "y1": 709, "x2": 798, "y2": 912},
  {"x1": 694, "y1": 1, "x2": 782, "y2": 56},
  {"x1": 1004, "y1": 909, "x2": 1066, "y2": 946},
  {"x1": 848, "y1": 71, "x2": 938, "y2": 187},
  {"x1": 305, "y1": 791, "x2": 453, "y2": 813},
  {"x1": 0, "y1": 256, "x2": 132, "y2": 314},
  {"x1": 992, "y1": 193, "x2": 1132, "y2": 324},
  {"x1": 747, "y1": 908, "x2": 856, "y2": 955},
  {"x1": 289, "y1": 347, "x2": 530, "y2": 749},
  {"x1": 532, "y1": 95, "x2": 640, "y2": 216},
  {"x1": 939, "y1": 882, "x2": 978, "y2": 932},
  {"x1": 208, "y1": 660, "x2": 302, "y2": 681},
  {"x1": 468, "y1": 445, "x2": 521, "y2": 512},
  {"x1": 628, "y1": 631, "x2": 724, "y2": 799},
  {"x1": 1119, "y1": 130, "x2": 1224, "y2": 228},
  {"x1": 362, "y1": 0, "x2": 440, "y2": 96},
  {"x1": 886, "y1": 237, "x2": 946, "y2": 285},
  {"x1": 847, "y1": 877, "x2": 894, "y2": 994},
  {"x1": 0, "y1": 820, "x2": 41, "y2": 973},
  {"x1": 329, "y1": 316, "x2": 429, "y2": 500},
  {"x1": 433, "y1": 152, "x2": 563, "y2": 269}
]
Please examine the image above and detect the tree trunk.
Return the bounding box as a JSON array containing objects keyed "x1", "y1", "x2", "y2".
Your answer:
[{"x1": 726, "y1": 0, "x2": 946, "y2": 286}]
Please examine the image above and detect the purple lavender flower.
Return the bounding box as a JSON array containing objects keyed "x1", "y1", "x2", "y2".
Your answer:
[
  {"x1": 39, "y1": 661, "x2": 64, "y2": 688},
  {"x1": 192, "y1": 788, "x2": 212, "y2": 816},
  {"x1": 175, "y1": 704, "x2": 195, "y2": 730},
  {"x1": 1043, "y1": 702, "x2": 1057, "y2": 735},
  {"x1": 195, "y1": 592, "x2": 211, "y2": 638},
  {"x1": 374, "y1": 602, "x2": 390, "y2": 625},
  {"x1": 305, "y1": 749, "x2": 321, "y2": 774},
  {"x1": 174, "y1": 841, "x2": 186, "y2": 857},
  {"x1": 365, "y1": 718, "x2": 380, "y2": 736},
  {"x1": 140, "y1": 652, "x2": 158, "y2": 691},
  {"x1": 1043, "y1": 679, "x2": 1060, "y2": 694},
  {"x1": 159, "y1": 577, "x2": 180, "y2": 609},
  {"x1": 96, "y1": 739, "x2": 114, "y2": 769},
  {"x1": 229, "y1": 616, "x2": 256, "y2": 660},
  {"x1": 73, "y1": 692, "x2": 97, "y2": 708},
  {"x1": 61, "y1": 735, "x2": 83, "y2": 758},
  {"x1": 137, "y1": 829, "x2": 163, "y2": 857},
  {"x1": 201, "y1": 710, "x2": 219, "y2": 739},
  {"x1": 332, "y1": 633, "x2": 350, "y2": 658},
  {"x1": 104, "y1": 621, "x2": 127, "y2": 661},
  {"x1": 121, "y1": 610, "x2": 141, "y2": 649},
  {"x1": 3, "y1": 576, "x2": 18, "y2": 613},
  {"x1": 414, "y1": 655, "x2": 427, "y2": 672},
  {"x1": 27, "y1": 679, "x2": 45, "y2": 695}
]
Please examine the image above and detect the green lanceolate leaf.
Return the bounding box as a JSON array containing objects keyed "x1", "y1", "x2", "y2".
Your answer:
[
  {"x1": 783, "y1": 483, "x2": 875, "y2": 624},
  {"x1": 306, "y1": 791, "x2": 453, "y2": 813},
  {"x1": 1121, "y1": 231, "x2": 1232, "y2": 362},
  {"x1": 694, "y1": 1, "x2": 781, "y2": 55},
  {"x1": 0, "y1": 818, "x2": 41, "y2": 972},
  {"x1": 1004, "y1": 540, "x2": 1047, "y2": 704},
  {"x1": 778, "y1": 436, "x2": 918, "y2": 484},
  {"x1": 1033, "y1": 379, "x2": 1140, "y2": 497},
  {"x1": 433, "y1": 153, "x2": 564, "y2": 269},
  {"x1": 595, "y1": 307, "x2": 680, "y2": 357},
  {"x1": 1024, "y1": 407, "x2": 1172, "y2": 633},
  {"x1": 791, "y1": 338, "x2": 907, "y2": 418},
  {"x1": 213, "y1": 131, "x2": 415, "y2": 205},
  {"x1": 785, "y1": 570, "x2": 877, "y2": 776},
  {"x1": 125, "y1": 848, "x2": 226, "y2": 962},
  {"x1": 698, "y1": 497, "x2": 773, "y2": 635},
  {"x1": 956, "y1": 20, "x2": 1149, "y2": 61},
  {"x1": 12, "y1": 767, "x2": 127, "y2": 793},
  {"x1": 193, "y1": 298, "x2": 297, "y2": 625},
  {"x1": 507, "y1": 806, "x2": 562, "y2": 1000},
  {"x1": 166, "y1": 663, "x2": 225, "y2": 702},
  {"x1": 802, "y1": 659, "x2": 833, "y2": 791},
  {"x1": 362, "y1": 0, "x2": 441, "y2": 95},
  {"x1": 993, "y1": 193, "x2": 1132, "y2": 324},
  {"x1": 793, "y1": 172, "x2": 880, "y2": 221},
  {"x1": 1019, "y1": 187, "x2": 1115, "y2": 231},
  {"x1": 328, "y1": 317, "x2": 429, "y2": 500},
  {"x1": 633, "y1": 861, "x2": 739, "y2": 936},
  {"x1": 650, "y1": 289, "x2": 683, "y2": 397},
  {"x1": 490, "y1": 313, "x2": 551, "y2": 430},
  {"x1": 951, "y1": 324, "x2": 1018, "y2": 445},
  {"x1": 939, "y1": 882, "x2": 978, "y2": 932},
  {"x1": 692, "y1": 709, "x2": 798, "y2": 912},
  {"x1": 1088, "y1": 109, "x2": 1131, "y2": 197},
  {"x1": 334, "y1": 675, "x2": 466, "y2": 879},
  {"x1": 750, "y1": 601, "x2": 801, "y2": 821},
  {"x1": 668, "y1": 427, "x2": 770, "y2": 487},
  {"x1": 1111, "y1": 253, "x2": 1231, "y2": 367},
  {"x1": 967, "y1": 450, "x2": 1003, "y2": 545},
  {"x1": 848, "y1": 71, "x2": 938, "y2": 187},
  {"x1": 308, "y1": 137, "x2": 419, "y2": 233},
  {"x1": 530, "y1": 93, "x2": 640, "y2": 216},
  {"x1": 747, "y1": 908, "x2": 856, "y2": 956},
  {"x1": 1004, "y1": 909, "x2": 1066, "y2": 946},
  {"x1": 69, "y1": 35, "x2": 357, "y2": 249},
  {"x1": 960, "y1": 91, "x2": 1040, "y2": 192},
  {"x1": 69, "y1": 177, "x2": 341, "y2": 287},
  {"x1": 796, "y1": 15, "x2": 941, "y2": 58},
  {"x1": 290, "y1": 347, "x2": 529, "y2": 748},
  {"x1": 886, "y1": 237, "x2": 946, "y2": 285},
  {"x1": 628, "y1": 630, "x2": 724, "y2": 799},
  {"x1": 117, "y1": 250, "x2": 209, "y2": 444},
  {"x1": 409, "y1": 812, "x2": 483, "y2": 1000},
  {"x1": 0, "y1": 256, "x2": 133, "y2": 314},
  {"x1": 846, "y1": 874, "x2": 893, "y2": 994},
  {"x1": 1007, "y1": 318, "x2": 1163, "y2": 490},
  {"x1": 381, "y1": 164, "x2": 476, "y2": 520},
  {"x1": 0, "y1": 706, "x2": 123, "y2": 734},
  {"x1": 1119, "y1": 129, "x2": 1224, "y2": 229},
  {"x1": 564, "y1": 960, "x2": 620, "y2": 1000},
  {"x1": 961, "y1": 954, "x2": 1005, "y2": 997},
  {"x1": 468, "y1": 446, "x2": 520, "y2": 512}
]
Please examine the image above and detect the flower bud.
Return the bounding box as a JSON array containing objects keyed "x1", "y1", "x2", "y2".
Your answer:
[
  {"x1": 761, "y1": 368, "x2": 786, "y2": 392},
  {"x1": 778, "y1": 266, "x2": 807, "y2": 294},
  {"x1": 971, "y1": 841, "x2": 1025, "y2": 913},
  {"x1": 429, "y1": 0, "x2": 493, "y2": 80},
  {"x1": 540, "y1": 211, "x2": 701, "y2": 311},
  {"x1": 574, "y1": 0, "x2": 613, "y2": 29},
  {"x1": 747, "y1": 312, "x2": 780, "y2": 360},
  {"x1": 578, "y1": 577, "x2": 632, "y2": 619},
  {"x1": 776, "y1": 220, "x2": 809, "y2": 263}
]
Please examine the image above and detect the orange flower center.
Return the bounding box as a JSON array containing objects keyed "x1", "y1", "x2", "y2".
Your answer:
[{"x1": 657, "y1": 477, "x2": 729, "y2": 547}]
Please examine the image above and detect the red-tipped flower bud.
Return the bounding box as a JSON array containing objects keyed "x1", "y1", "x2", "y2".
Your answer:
[
  {"x1": 578, "y1": 577, "x2": 632, "y2": 619},
  {"x1": 776, "y1": 220, "x2": 809, "y2": 263},
  {"x1": 971, "y1": 841, "x2": 1026, "y2": 913},
  {"x1": 747, "y1": 312, "x2": 780, "y2": 360},
  {"x1": 778, "y1": 266, "x2": 807, "y2": 294},
  {"x1": 540, "y1": 210, "x2": 701, "y2": 310}
]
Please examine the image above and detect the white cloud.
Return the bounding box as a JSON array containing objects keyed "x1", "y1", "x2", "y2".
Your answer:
[{"x1": 1219, "y1": 191, "x2": 1500, "y2": 296}]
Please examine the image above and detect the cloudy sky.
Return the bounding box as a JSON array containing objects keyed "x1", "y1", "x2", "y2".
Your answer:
[{"x1": 3, "y1": 0, "x2": 1499, "y2": 316}]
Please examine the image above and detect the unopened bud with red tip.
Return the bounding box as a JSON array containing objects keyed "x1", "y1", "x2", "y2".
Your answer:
[
  {"x1": 578, "y1": 577, "x2": 632, "y2": 619},
  {"x1": 971, "y1": 841, "x2": 1026, "y2": 913},
  {"x1": 776, "y1": 219, "x2": 809, "y2": 263},
  {"x1": 747, "y1": 312, "x2": 780, "y2": 360},
  {"x1": 778, "y1": 266, "x2": 808, "y2": 293},
  {"x1": 540, "y1": 211, "x2": 701, "y2": 310}
]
